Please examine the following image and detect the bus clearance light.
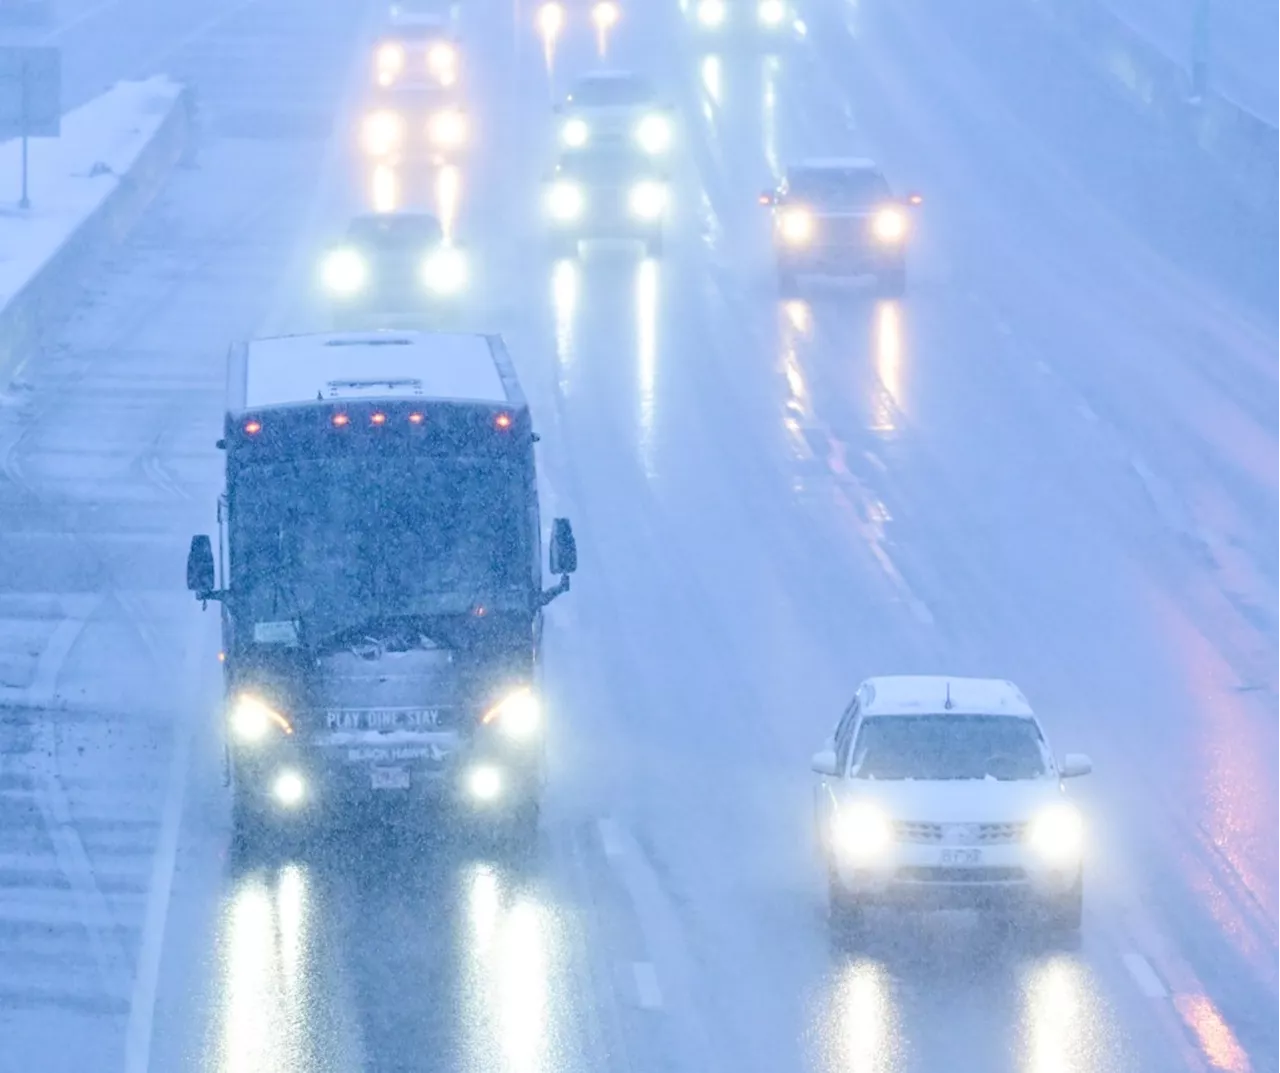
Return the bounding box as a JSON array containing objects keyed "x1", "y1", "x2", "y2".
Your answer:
[
  {"x1": 494, "y1": 413, "x2": 512, "y2": 429},
  {"x1": 244, "y1": 420, "x2": 262, "y2": 435},
  {"x1": 332, "y1": 413, "x2": 351, "y2": 427}
]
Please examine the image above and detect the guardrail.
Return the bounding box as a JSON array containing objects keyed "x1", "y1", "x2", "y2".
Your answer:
[
  {"x1": 0, "y1": 82, "x2": 195, "y2": 385},
  {"x1": 1025, "y1": 0, "x2": 1277, "y2": 220}
]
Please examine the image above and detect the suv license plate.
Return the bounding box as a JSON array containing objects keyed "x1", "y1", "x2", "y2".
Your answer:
[
  {"x1": 940, "y1": 849, "x2": 982, "y2": 866},
  {"x1": 371, "y1": 767, "x2": 410, "y2": 790}
]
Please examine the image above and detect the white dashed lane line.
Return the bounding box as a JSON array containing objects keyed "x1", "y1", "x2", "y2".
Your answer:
[{"x1": 1122, "y1": 951, "x2": 1170, "y2": 999}]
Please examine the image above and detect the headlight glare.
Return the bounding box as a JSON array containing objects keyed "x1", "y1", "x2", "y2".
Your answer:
[
  {"x1": 422, "y1": 246, "x2": 468, "y2": 295},
  {"x1": 483, "y1": 687, "x2": 542, "y2": 740},
  {"x1": 635, "y1": 113, "x2": 671, "y2": 154},
  {"x1": 428, "y1": 42, "x2": 458, "y2": 84},
  {"x1": 779, "y1": 207, "x2": 814, "y2": 244},
  {"x1": 272, "y1": 769, "x2": 306, "y2": 807},
  {"x1": 467, "y1": 764, "x2": 503, "y2": 801},
  {"x1": 832, "y1": 801, "x2": 892, "y2": 860},
  {"x1": 548, "y1": 181, "x2": 584, "y2": 221},
  {"x1": 230, "y1": 694, "x2": 292, "y2": 744},
  {"x1": 561, "y1": 117, "x2": 590, "y2": 148},
  {"x1": 629, "y1": 180, "x2": 667, "y2": 220},
  {"x1": 1027, "y1": 803, "x2": 1084, "y2": 866},
  {"x1": 872, "y1": 207, "x2": 907, "y2": 242},
  {"x1": 322, "y1": 248, "x2": 368, "y2": 295},
  {"x1": 376, "y1": 42, "x2": 406, "y2": 80},
  {"x1": 758, "y1": 0, "x2": 786, "y2": 25},
  {"x1": 362, "y1": 110, "x2": 405, "y2": 156},
  {"x1": 592, "y1": 0, "x2": 620, "y2": 28},
  {"x1": 696, "y1": 0, "x2": 726, "y2": 26},
  {"x1": 428, "y1": 109, "x2": 468, "y2": 148}
]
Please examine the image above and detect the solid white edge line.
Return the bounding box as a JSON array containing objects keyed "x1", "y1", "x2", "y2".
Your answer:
[
  {"x1": 632, "y1": 961, "x2": 664, "y2": 1010},
  {"x1": 1123, "y1": 951, "x2": 1169, "y2": 999}
]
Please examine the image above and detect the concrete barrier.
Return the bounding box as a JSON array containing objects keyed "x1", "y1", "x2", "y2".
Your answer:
[
  {"x1": 1024, "y1": 0, "x2": 1277, "y2": 219},
  {"x1": 0, "y1": 78, "x2": 194, "y2": 385}
]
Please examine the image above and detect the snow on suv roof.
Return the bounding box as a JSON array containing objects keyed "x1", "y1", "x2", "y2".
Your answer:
[
  {"x1": 859, "y1": 676, "x2": 1035, "y2": 718},
  {"x1": 239, "y1": 332, "x2": 512, "y2": 411}
]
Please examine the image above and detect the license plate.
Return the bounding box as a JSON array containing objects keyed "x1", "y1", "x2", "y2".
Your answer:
[
  {"x1": 371, "y1": 767, "x2": 410, "y2": 790},
  {"x1": 939, "y1": 848, "x2": 982, "y2": 866}
]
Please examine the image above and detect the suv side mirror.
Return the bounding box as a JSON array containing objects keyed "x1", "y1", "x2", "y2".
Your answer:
[
  {"x1": 186, "y1": 535, "x2": 216, "y2": 597},
  {"x1": 1059, "y1": 753, "x2": 1093, "y2": 779},
  {"x1": 549, "y1": 518, "x2": 577, "y2": 575},
  {"x1": 810, "y1": 748, "x2": 839, "y2": 777}
]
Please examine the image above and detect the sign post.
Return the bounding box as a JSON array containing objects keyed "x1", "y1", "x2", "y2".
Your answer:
[{"x1": 0, "y1": 46, "x2": 61, "y2": 209}]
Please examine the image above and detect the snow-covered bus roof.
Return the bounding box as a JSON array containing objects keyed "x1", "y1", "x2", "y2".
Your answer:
[{"x1": 228, "y1": 331, "x2": 524, "y2": 414}]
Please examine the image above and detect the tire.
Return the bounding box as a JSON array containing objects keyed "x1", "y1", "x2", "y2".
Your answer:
[
  {"x1": 875, "y1": 263, "x2": 906, "y2": 298},
  {"x1": 1042, "y1": 875, "x2": 1083, "y2": 934},
  {"x1": 827, "y1": 866, "x2": 864, "y2": 947}
]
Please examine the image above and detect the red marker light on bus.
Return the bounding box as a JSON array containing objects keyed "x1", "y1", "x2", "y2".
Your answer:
[
  {"x1": 408, "y1": 412, "x2": 425, "y2": 425},
  {"x1": 244, "y1": 420, "x2": 262, "y2": 435},
  {"x1": 494, "y1": 412, "x2": 512, "y2": 430},
  {"x1": 332, "y1": 413, "x2": 350, "y2": 427},
  {"x1": 371, "y1": 412, "x2": 387, "y2": 425}
]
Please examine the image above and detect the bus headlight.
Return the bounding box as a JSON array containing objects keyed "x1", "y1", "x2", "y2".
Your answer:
[
  {"x1": 779, "y1": 207, "x2": 814, "y2": 244},
  {"x1": 592, "y1": 0, "x2": 620, "y2": 28},
  {"x1": 872, "y1": 207, "x2": 907, "y2": 243},
  {"x1": 634, "y1": 113, "x2": 671, "y2": 154},
  {"x1": 758, "y1": 0, "x2": 786, "y2": 25},
  {"x1": 422, "y1": 246, "x2": 468, "y2": 295},
  {"x1": 229, "y1": 694, "x2": 292, "y2": 744},
  {"x1": 428, "y1": 42, "x2": 459, "y2": 85},
  {"x1": 832, "y1": 801, "x2": 892, "y2": 861},
  {"x1": 272, "y1": 769, "x2": 306, "y2": 807},
  {"x1": 321, "y1": 248, "x2": 368, "y2": 295},
  {"x1": 561, "y1": 117, "x2": 590, "y2": 148},
  {"x1": 628, "y1": 180, "x2": 667, "y2": 220},
  {"x1": 483, "y1": 687, "x2": 542, "y2": 740},
  {"x1": 467, "y1": 764, "x2": 504, "y2": 801},
  {"x1": 548, "y1": 181, "x2": 584, "y2": 221},
  {"x1": 376, "y1": 42, "x2": 406, "y2": 84},
  {"x1": 696, "y1": 0, "x2": 726, "y2": 26},
  {"x1": 428, "y1": 109, "x2": 468, "y2": 148},
  {"x1": 1027, "y1": 803, "x2": 1084, "y2": 867},
  {"x1": 538, "y1": 0, "x2": 565, "y2": 36},
  {"x1": 362, "y1": 109, "x2": 405, "y2": 157}
]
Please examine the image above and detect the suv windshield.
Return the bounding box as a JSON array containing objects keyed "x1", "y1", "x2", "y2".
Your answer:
[
  {"x1": 788, "y1": 168, "x2": 891, "y2": 209},
  {"x1": 568, "y1": 77, "x2": 653, "y2": 108},
  {"x1": 850, "y1": 715, "x2": 1048, "y2": 780},
  {"x1": 229, "y1": 455, "x2": 527, "y2": 636}
]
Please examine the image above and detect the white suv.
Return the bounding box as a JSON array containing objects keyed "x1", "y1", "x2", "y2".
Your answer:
[{"x1": 812, "y1": 676, "x2": 1092, "y2": 940}]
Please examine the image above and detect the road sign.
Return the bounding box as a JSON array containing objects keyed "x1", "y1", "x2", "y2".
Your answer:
[{"x1": 0, "y1": 45, "x2": 60, "y2": 139}]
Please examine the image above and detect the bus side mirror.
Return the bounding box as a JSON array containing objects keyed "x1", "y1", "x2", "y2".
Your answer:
[
  {"x1": 187, "y1": 535, "x2": 216, "y2": 598},
  {"x1": 549, "y1": 518, "x2": 577, "y2": 575}
]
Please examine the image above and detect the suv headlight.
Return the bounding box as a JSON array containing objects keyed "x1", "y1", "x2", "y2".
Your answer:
[
  {"x1": 561, "y1": 117, "x2": 590, "y2": 148},
  {"x1": 832, "y1": 801, "x2": 892, "y2": 861},
  {"x1": 428, "y1": 109, "x2": 468, "y2": 148},
  {"x1": 229, "y1": 694, "x2": 292, "y2": 744},
  {"x1": 758, "y1": 0, "x2": 786, "y2": 26},
  {"x1": 482, "y1": 687, "x2": 541, "y2": 740},
  {"x1": 1027, "y1": 803, "x2": 1084, "y2": 866},
  {"x1": 635, "y1": 113, "x2": 671, "y2": 154},
  {"x1": 696, "y1": 0, "x2": 726, "y2": 26},
  {"x1": 428, "y1": 42, "x2": 458, "y2": 85},
  {"x1": 422, "y1": 246, "x2": 468, "y2": 294},
  {"x1": 548, "y1": 180, "x2": 584, "y2": 221},
  {"x1": 629, "y1": 180, "x2": 667, "y2": 220},
  {"x1": 376, "y1": 42, "x2": 406, "y2": 83},
  {"x1": 362, "y1": 110, "x2": 405, "y2": 156},
  {"x1": 321, "y1": 248, "x2": 368, "y2": 295},
  {"x1": 778, "y1": 207, "x2": 814, "y2": 244},
  {"x1": 872, "y1": 207, "x2": 907, "y2": 243}
]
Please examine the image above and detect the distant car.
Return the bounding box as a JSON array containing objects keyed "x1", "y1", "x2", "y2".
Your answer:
[
  {"x1": 554, "y1": 71, "x2": 673, "y2": 158},
  {"x1": 360, "y1": 87, "x2": 469, "y2": 165},
  {"x1": 683, "y1": 0, "x2": 799, "y2": 39},
  {"x1": 320, "y1": 213, "x2": 468, "y2": 330},
  {"x1": 544, "y1": 152, "x2": 669, "y2": 258},
  {"x1": 812, "y1": 676, "x2": 1092, "y2": 942},
  {"x1": 760, "y1": 158, "x2": 920, "y2": 297},
  {"x1": 374, "y1": 10, "x2": 462, "y2": 89}
]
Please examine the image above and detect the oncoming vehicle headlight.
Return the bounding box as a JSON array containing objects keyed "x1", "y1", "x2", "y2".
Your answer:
[
  {"x1": 779, "y1": 207, "x2": 814, "y2": 244},
  {"x1": 467, "y1": 764, "x2": 503, "y2": 802},
  {"x1": 628, "y1": 180, "x2": 667, "y2": 220},
  {"x1": 1027, "y1": 803, "x2": 1084, "y2": 867},
  {"x1": 376, "y1": 42, "x2": 406, "y2": 83},
  {"x1": 592, "y1": 0, "x2": 620, "y2": 29},
  {"x1": 422, "y1": 245, "x2": 468, "y2": 295},
  {"x1": 428, "y1": 42, "x2": 459, "y2": 85},
  {"x1": 321, "y1": 248, "x2": 368, "y2": 295},
  {"x1": 758, "y1": 0, "x2": 786, "y2": 26},
  {"x1": 229, "y1": 694, "x2": 292, "y2": 744},
  {"x1": 537, "y1": 0, "x2": 565, "y2": 36},
  {"x1": 547, "y1": 181, "x2": 584, "y2": 221},
  {"x1": 561, "y1": 117, "x2": 590, "y2": 148},
  {"x1": 831, "y1": 801, "x2": 892, "y2": 861},
  {"x1": 634, "y1": 113, "x2": 671, "y2": 154},
  {"x1": 362, "y1": 110, "x2": 405, "y2": 156},
  {"x1": 428, "y1": 109, "x2": 468, "y2": 148},
  {"x1": 696, "y1": 0, "x2": 726, "y2": 26},
  {"x1": 872, "y1": 206, "x2": 908, "y2": 243},
  {"x1": 482, "y1": 687, "x2": 542, "y2": 740}
]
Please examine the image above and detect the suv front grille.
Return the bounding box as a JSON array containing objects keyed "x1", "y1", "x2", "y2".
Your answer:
[
  {"x1": 893, "y1": 822, "x2": 1028, "y2": 845},
  {"x1": 896, "y1": 866, "x2": 1027, "y2": 883}
]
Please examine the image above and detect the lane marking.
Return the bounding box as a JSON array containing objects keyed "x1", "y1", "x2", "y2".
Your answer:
[
  {"x1": 1123, "y1": 951, "x2": 1169, "y2": 999},
  {"x1": 597, "y1": 816, "x2": 625, "y2": 860},
  {"x1": 632, "y1": 961, "x2": 664, "y2": 1010}
]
